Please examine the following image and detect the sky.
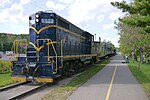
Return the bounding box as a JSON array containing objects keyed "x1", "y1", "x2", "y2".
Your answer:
[{"x1": 0, "y1": 0, "x2": 130, "y2": 47}]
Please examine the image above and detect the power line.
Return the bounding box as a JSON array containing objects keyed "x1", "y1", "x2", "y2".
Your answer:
[{"x1": 30, "y1": 0, "x2": 46, "y2": 10}]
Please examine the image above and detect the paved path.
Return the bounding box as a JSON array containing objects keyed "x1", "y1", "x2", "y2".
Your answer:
[{"x1": 68, "y1": 54, "x2": 149, "y2": 100}]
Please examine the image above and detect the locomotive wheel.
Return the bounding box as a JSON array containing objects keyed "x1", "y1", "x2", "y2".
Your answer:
[
  {"x1": 78, "y1": 61, "x2": 84, "y2": 68},
  {"x1": 62, "y1": 62, "x2": 67, "y2": 75},
  {"x1": 74, "y1": 61, "x2": 79, "y2": 72},
  {"x1": 69, "y1": 61, "x2": 75, "y2": 74},
  {"x1": 90, "y1": 59, "x2": 94, "y2": 65},
  {"x1": 62, "y1": 62, "x2": 70, "y2": 76}
]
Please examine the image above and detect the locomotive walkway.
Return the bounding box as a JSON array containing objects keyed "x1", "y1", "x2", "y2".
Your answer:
[{"x1": 68, "y1": 54, "x2": 149, "y2": 100}]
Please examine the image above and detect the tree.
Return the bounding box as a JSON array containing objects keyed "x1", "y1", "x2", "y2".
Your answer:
[
  {"x1": 111, "y1": 0, "x2": 150, "y2": 68},
  {"x1": 111, "y1": 0, "x2": 150, "y2": 34},
  {"x1": 0, "y1": 33, "x2": 29, "y2": 52},
  {"x1": 115, "y1": 17, "x2": 150, "y2": 68}
]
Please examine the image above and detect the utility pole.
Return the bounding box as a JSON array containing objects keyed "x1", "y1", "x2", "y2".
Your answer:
[{"x1": 1, "y1": 42, "x2": 3, "y2": 52}]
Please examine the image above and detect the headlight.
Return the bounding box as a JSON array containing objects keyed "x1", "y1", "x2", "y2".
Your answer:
[
  {"x1": 35, "y1": 14, "x2": 39, "y2": 18},
  {"x1": 36, "y1": 19, "x2": 39, "y2": 22}
]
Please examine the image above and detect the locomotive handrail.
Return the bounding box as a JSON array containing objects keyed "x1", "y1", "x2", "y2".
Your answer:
[
  {"x1": 45, "y1": 10, "x2": 53, "y2": 13},
  {"x1": 29, "y1": 25, "x2": 86, "y2": 39},
  {"x1": 48, "y1": 39, "x2": 58, "y2": 74},
  {"x1": 47, "y1": 39, "x2": 50, "y2": 61},
  {"x1": 29, "y1": 39, "x2": 62, "y2": 74},
  {"x1": 11, "y1": 39, "x2": 28, "y2": 61},
  {"x1": 46, "y1": 41, "x2": 59, "y2": 45},
  {"x1": 35, "y1": 39, "x2": 59, "y2": 74},
  {"x1": 60, "y1": 40, "x2": 63, "y2": 68}
]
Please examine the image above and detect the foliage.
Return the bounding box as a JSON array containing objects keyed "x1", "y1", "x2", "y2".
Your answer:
[
  {"x1": 116, "y1": 21, "x2": 150, "y2": 56},
  {"x1": 0, "y1": 33, "x2": 29, "y2": 52},
  {"x1": 111, "y1": 0, "x2": 150, "y2": 65},
  {"x1": 111, "y1": 0, "x2": 150, "y2": 34},
  {"x1": 0, "y1": 60, "x2": 12, "y2": 73}
]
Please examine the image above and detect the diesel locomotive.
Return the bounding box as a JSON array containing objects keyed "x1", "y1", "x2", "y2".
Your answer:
[{"x1": 11, "y1": 11, "x2": 115, "y2": 83}]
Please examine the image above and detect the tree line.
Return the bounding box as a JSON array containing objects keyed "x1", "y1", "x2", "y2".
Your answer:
[
  {"x1": 0, "y1": 33, "x2": 29, "y2": 52},
  {"x1": 111, "y1": 0, "x2": 150, "y2": 65}
]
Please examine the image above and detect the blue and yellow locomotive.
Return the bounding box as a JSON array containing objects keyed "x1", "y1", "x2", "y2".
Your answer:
[{"x1": 12, "y1": 11, "x2": 115, "y2": 83}]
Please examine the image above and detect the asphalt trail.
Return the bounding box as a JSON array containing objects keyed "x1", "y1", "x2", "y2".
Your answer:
[{"x1": 68, "y1": 54, "x2": 149, "y2": 100}]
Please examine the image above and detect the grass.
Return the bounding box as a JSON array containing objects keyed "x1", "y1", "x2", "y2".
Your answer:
[
  {"x1": 0, "y1": 60, "x2": 13, "y2": 87},
  {"x1": 128, "y1": 60, "x2": 150, "y2": 98},
  {"x1": 0, "y1": 72, "x2": 14, "y2": 87},
  {"x1": 43, "y1": 59, "x2": 110, "y2": 100}
]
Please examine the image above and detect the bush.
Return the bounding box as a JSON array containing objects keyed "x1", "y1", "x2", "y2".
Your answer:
[{"x1": 0, "y1": 60, "x2": 11, "y2": 73}]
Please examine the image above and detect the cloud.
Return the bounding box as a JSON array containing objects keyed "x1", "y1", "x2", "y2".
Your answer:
[
  {"x1": 103, "y1": 23, "x2": 114, "y2": 30},
  {"x1": 0, "y1": 0, "x2": 124, "y2": 46},
  {"x1": 46, "y1": 1, "x2": 55, "y2": 8},
  {"x1": 20, "y1": 0, "x2": 31, "y2": 5},
  {"x1": 58, "y1": 0, "x2": 74, "y2": 4},
  {"x1": 0, "y1": 3, "x2": 22, "y2": 24},
  {"x1": 98, "y1": 33, "x2": 107, "y2": 40},
  {"x1": 0, "y1": 0, "x2": 31, "y2": 24},
  {"x1": 0, "y1": 0, "x2": 12, "y2": 7},
  {"x1": 46, "y1": 1, "x2": 67, "y2": 11},
  {"x1": 66, "y1": 0, "x2": 123, "y2": 24},
  {"x1": 106, "y1": 35, "x2": 120, "y2": 47},
  {"x1": 0, "y1": 0, "x2": 31, "y2": 34},
  {"x1": 44, "y1": 0, "x2": 125, "y2": 29},
  {"x1": 108, "y1": 12, "x2": 121, "y2": 21},
  {"x1": 1, "y1": 6, "x2": 21, "y2": 23},
  {"x1": 97, "y1": 15, "x2": 104, "y2": 22},
  {"x1": 98, "y1": 32, "x2": 119, "y2": 47},
  {"x1": 67, "y1": 0, "x2": 105, "y2": 24}
]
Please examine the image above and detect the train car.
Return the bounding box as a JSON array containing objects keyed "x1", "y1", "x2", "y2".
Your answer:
[
  {"x1": 92, "y1": 41, "x2": 115, "y2": 60},
  {"x1": 11, "y1": 11, "x2": 97, "y2": 83},
  {"x1": 11, "y1": 11, "x2": 115, "y2": 83}
]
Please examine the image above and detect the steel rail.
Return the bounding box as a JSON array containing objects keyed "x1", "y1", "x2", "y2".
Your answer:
[
  {"x1": 9, "y1": 83, "x2": 48, "y2": 100},
  {"x1": 0, "y1": 81, "x2": 29, "y2": 92}
]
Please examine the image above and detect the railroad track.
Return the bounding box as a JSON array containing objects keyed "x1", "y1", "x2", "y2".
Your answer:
[
  {"x1": 0, "y1": 82, "x2": 29, "y2": 92},
  {"x1": 0, "y1": 82, "x2": 48, "y2": 100},
  {"x1": 0, "y1": 59, "x2": 108, "y2": 100}
]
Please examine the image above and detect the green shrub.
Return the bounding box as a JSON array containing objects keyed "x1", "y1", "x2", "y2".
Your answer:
[{"x1": 0, "y1": 60, "x2": 11, "y2": 73}]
